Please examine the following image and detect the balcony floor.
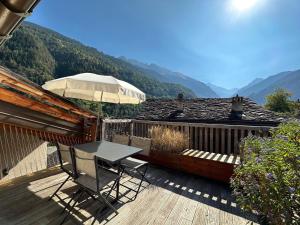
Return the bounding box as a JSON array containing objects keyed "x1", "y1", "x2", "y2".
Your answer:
[{"x1": 0, "y1": 165, "x2": 258, "y2": 225}]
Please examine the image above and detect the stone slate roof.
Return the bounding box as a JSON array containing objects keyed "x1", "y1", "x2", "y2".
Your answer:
[{"x1": 135, "y1": 98, "x2": 285, "y2": 126}]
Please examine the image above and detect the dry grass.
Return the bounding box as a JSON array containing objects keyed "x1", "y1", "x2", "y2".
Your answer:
[{"x1": 150, "y1": 126, "x2": 189, "y2": 153}]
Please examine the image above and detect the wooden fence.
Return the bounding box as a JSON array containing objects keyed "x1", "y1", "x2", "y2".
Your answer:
[{"x1": 102, "y1": 119, "x2": 273, "y2": 156}]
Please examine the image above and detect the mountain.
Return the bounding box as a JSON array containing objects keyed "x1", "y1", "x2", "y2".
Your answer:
[
  {"x1": 206, "y1": 83, "x2": 238, "y2": 97},
  {"x1": 236, "y1": 78, "x2": 264, "y2": 96},
  {"x1": 120, "y1": 57, "x2": 218, "y2": 98},
  {"x1": 0, "y1": 22, "x2": 196, "y2": 99},
  {"x1": 237, "y1": 71, "x2": 300, "y2": 104}
]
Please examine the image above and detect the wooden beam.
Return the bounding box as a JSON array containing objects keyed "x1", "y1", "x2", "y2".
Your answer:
[
  {"x1": 0, "y1": 100, "x2": 82, "y2": 131},
  {"x1": 0, "y1": 67, "x2": 96, "y2": 119},
  {"x1": 0, "y1": 87, "x2": 82, "y2": 124}
]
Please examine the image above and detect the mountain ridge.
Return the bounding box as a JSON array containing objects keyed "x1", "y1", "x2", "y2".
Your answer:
[
  {"x1": 206, "y1": 83, "x2": 238, "y2": 97},
  {"x1": 237, "y1": 70, "x2": 300, "y2": 104},
  {"x1": 119, "y1": 57, "x2": 218, "y2": 98}
]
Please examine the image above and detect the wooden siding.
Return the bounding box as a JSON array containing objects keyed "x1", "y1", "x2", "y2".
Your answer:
[
  {"x1": 0, "y1": 123, "x2": 48, "y2": 180},
  {"x1": 0, "y1": 120, "x2": 90, "y2": 181}
]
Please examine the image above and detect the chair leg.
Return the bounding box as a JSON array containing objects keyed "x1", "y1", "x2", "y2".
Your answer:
[
  {"x1": 97, "y1": 194, "x2": 118, "y2": 215},
  {"x1": 49, "y1": 175, "x2": 71, "y2": 201},
  {"x1": 142, "y1": 168, "x2": 151, "y2": 184},
  {"x1": 60, "y1": 189, "x2": 84, "y2": 225},
  {"x1": 60, "y1": 188, "x2": 81, "y2": 214},
  {"x1": 132, "y1": 165, "x2": 149, "y2": 200},
  {"x1": 139, "y1": 165, "x2": 151, "y2": 184},
  {"x1": 105, "y1": 178, "x2": 118, "y2": 200},
  {"x1": 85, "y1": 191, "x2": 97, "y2": 200}
]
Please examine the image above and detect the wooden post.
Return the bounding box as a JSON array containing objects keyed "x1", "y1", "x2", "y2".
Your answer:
[
  {"x1": 130, "y1": 121, "x2": 134, "y2": 137},
  {"x1": 101, "y1": 119, "x2": 106, "y2": 141}
]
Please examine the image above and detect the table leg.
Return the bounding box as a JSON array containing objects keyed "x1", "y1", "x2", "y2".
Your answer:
[{"x1": 116, "y1": 162, "x2": 121, "y2": 200}]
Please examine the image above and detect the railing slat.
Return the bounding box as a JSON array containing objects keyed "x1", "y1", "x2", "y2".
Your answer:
[
  {"x1": 227, "y1": 128, "x2": 232, "y2": 155},
  {"x1": 194, "y1": 126, "x2": 199, "y2": 150},
  {"x1": 215, "y1": 128, "x2": 219, "y2": 153},
  {"x1": 209, "y1": 128, "x2": 214, "y2": 153},
  {"x1": 234, "y1": 129, "x2": 239, "y2": 155},
  {"x1": 199, "y1": 127, "x2": 203, "y2": 151},
  {"x1": 204, "y1": 127, "x2": 208, "y2": 152},
  {"x1": 221, "y1": 128, "x2": 225, "y2": 154}
]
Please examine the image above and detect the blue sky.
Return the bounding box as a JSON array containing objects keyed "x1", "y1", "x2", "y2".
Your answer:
[{"x1": 28, "y1": 0, "x2": 300, "y2": 89}]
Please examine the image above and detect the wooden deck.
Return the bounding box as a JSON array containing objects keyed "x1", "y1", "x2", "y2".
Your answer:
[{"x1": 0, "y1": 166, "x2": 258, "y2": 225}]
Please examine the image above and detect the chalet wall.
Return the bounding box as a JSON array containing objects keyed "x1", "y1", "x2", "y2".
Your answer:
[{"x1": 0, "y1": 124, "x2": 48, "y2": 181}]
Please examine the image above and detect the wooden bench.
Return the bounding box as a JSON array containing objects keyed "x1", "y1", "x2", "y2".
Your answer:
[{"x1": 135, "y1": 149, "x2": 239, "y2": 183}]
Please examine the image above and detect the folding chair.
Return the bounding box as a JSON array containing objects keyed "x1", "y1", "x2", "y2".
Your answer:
[
  {"x1": 120, "y1": 136, "x2": 151, "y2": 200},
  {"x1": 61, "y1": 148, "x2": 122, "y2": 224},
  {"x1": 49, "y1": 143, "x2": 76, "y2": 201}
]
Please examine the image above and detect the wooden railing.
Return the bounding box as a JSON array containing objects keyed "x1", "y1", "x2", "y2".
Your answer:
[
  {"x1": 102, "y1": 119, "x2": 273, "y2": 156},
  {"x1": 101, "y1": 119, "x2": 132, "y2": 141}
]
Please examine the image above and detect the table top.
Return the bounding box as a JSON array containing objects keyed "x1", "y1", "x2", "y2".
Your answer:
[{"x1": 74, "y1": 140, "x2": 142, "y2": 164}]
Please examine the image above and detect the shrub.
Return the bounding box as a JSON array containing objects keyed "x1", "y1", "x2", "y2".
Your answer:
[
  {"x1": 150, "y1": 126, "x2": 188, "y2": 153},
  {"x1": 231, "y1": 122, "x2": 300, "y2": 225},
  {"x1": 265, "y1": 88, "x2": 292, "y2": 113}
]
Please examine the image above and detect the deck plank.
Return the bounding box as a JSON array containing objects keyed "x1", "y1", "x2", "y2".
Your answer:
[{"x1": 0, "y1": 166, "x2": 257, "y2": 225}]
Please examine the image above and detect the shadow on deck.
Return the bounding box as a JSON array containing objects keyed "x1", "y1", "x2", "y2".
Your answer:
[{"x1": 0, "y1": 166, "x2": 258, "y2": 225}]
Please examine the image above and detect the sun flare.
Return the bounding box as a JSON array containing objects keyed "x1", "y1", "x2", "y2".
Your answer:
[{"x1": 231, "y1": 0, "x2": 258, "y2": 12}]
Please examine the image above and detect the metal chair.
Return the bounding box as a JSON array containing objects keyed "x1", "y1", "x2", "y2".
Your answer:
[
  {"x1": 120, "y1": 136, "x2": 151, "y2": 200},
  {"x1": 61, "y1": 148, "x2": 122, "y2": 224},
  {"x1": 49, "y1": 143, "x2": 75, "y2": 201}
]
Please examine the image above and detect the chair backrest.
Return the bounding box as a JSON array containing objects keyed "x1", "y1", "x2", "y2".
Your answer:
[
  {"x1": 57, "y1": 143, "x2": 73, "y2": 165},
  {"x1": 57, "y1": 143, "x2": 76, "y2": 176},
  {"x1": 74, "y1": 148, "x2": 96, "y2": 178},
  {"x1": 130, "y1": 136, "x2": 151, "y2": 155},
  {"x1": 112, "y1": 134, "x2": 130, "y2": 145}
]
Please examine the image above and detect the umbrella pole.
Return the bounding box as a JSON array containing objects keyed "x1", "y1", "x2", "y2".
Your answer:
[{"x1": 95, "y1": 101, "x2": 102, "y2": 141}]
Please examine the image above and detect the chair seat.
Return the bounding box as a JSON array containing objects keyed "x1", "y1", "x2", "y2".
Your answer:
[
  {"x1": 61, "y1": 163, "x2": 74, "y2": 176},
  {"x1": 121, "y1": 157, "x2": 148, "y2": 169},
  {"x1": 62, "y1": 163, "x2": 73, "y2": 172},
  {"x1": 75, "y1": 169, "x2": 119, "y2": 193}
]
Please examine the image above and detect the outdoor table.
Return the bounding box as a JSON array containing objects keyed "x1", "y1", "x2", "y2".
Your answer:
[{"x1": 74, "y1": 140, "x2": 142, "y2": 200}]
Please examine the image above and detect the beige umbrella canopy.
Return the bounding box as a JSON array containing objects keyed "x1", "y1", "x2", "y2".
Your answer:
[
  {"x1": 42, "y1": 73, "x2": 146, "y2": 140},
  {"x1": 42, "y1": 73, "x2": 146, "y2": 104}
]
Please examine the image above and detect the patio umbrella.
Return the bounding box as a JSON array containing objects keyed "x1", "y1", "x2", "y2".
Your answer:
[{"x1": 42, "y1": 73, "x2": 146, "y2": 139}]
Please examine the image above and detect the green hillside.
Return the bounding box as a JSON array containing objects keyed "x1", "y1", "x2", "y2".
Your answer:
[{"x1": 0, "y1": 22, "x2": 195, "y2": 99}]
